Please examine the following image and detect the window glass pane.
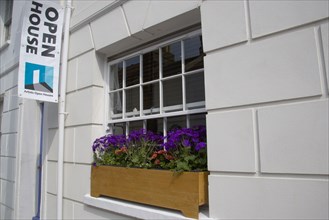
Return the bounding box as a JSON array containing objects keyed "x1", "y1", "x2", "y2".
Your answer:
[
  {"x1": 112, "y1": 123, "x2": 125, "y2": 135},
  {"x1": 143, "y1": 82, "x2": 159, "y2": 115},
  {"x1": 186, "y1": 73, "x2": 205, "y2": 109},
  {"x1": 126, "y1": 87, "x2": 140, "y2": 117},
  {"x1": 109, "y1": 91, "x2": 122, "y2": 119},
  {"x1": 163, "y1": 77, "x2": 182, "y2": 112},
  {"x1": 189, "y1": 114, "x2": 206, "y2": 128},
  {"x1": 110, "y1": 63, "x2": 123, "y2": 91},
  {"x1": 143, "y1": 50, "x2": 159, "y2": 82},
  {"x1": 126, "y1": 56, "x2": 140, "y2": 87},
  {"x1": 162, "y1": 42, "x2": 181, "y2": 78},
  {"x1": 184, "y1": 35, "x2": 204, "y2": 72},
  {"x1": 167, "y1": 116, "x2": 186, "y2": 131},
  {"x1": 147, "y1": 118, "x2": 163, "y2": 135},
  {"x1": 129, "y1": 121, "x2": 143, "y2": 132}
]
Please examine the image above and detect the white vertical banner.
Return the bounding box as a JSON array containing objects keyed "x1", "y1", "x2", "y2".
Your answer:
[{"x1": 18, "y1": 0, "x2": 64, "y2": 103}]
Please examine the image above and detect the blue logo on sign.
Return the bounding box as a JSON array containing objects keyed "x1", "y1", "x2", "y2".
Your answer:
[{"x1": 25, "y1": 62, "x2": 54, "y2": 93}]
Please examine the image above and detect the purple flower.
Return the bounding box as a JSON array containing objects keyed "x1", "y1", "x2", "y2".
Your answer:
[
  {"x1": 91, "y1": 125, "x2": 207, "y2": 171},
  {"x1": 195, "y1": 142, "x2": 206, "y2": 151},
  {"x1": 182, "y1": 139, "x2": 191, "y2": 147}
]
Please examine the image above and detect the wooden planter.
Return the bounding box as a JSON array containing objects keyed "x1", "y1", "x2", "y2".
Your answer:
[{"x1": 90, "y1": 166, "x2": 209, "y2": 219}]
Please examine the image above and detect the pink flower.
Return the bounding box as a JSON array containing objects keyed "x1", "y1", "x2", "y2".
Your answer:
[{"x1": 151, "y1": 153, "x2": 157, "y2": 160}]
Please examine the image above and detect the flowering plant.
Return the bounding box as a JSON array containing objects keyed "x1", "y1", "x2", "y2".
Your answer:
[{"x1": 92, "y1": 126, "x2": 207, "y2": 172}]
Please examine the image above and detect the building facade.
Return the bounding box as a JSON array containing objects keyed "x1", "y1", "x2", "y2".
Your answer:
[{"x1": 0, "y1": 0, "x2": 328, "y2": 219}]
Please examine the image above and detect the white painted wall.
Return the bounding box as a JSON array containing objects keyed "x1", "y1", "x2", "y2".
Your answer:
[
  {"x1": 0, "y1": 0, "x2": 21, "y2": 215},
  {"x1": 202, "y1": 0, "x2": 328, "y2": 219},
  {"x1": 2, "y1": 0, "x2": 328, "y2": 219},
  {"x1": 0, "y1": 1, "x2": 42, "y2": 219},
  {"x1": 46, "y1": 0, "x2": 328, "y2": 219}
]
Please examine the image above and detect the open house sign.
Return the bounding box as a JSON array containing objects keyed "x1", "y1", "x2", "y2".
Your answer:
[{"x1": 18, "y1": 0, "x2": 64, "y2": 103}]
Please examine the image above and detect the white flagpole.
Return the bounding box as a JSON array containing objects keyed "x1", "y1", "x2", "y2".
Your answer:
[{"x1": 57, "y1": 0, "x2": 72, "y2": 219}]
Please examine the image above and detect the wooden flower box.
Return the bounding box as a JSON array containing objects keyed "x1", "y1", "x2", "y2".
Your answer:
[{"x1": 90, "y1": 166, "x2": 209, "y2": 219}]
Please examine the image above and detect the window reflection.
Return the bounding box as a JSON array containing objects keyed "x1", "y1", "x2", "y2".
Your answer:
[
  {"x1": 143, "y1": 82, "x2": 159, "y2": 115},
  {"x1": 163, "y1": 77, "x2": 182, "y2": 111},
  {"x1": 184, "y1": 36, "x2": 204, "y2": 72},
  {"x1": 162, "y1": 42, "x2": 181, "y2": 78},
  {"x1": 126, "y1": 56, "x2": 140, "y2": 87},
  {"x1": 186, "y1": 73, "x2": 205, "y2": 109},
  {"x1": 189, "y1": 114, "x2": 206, "y2": 128},
  {"x1": 129, "y1": 120, "x2": 143, "y2": 132},
  {"x1": 167, "y1": 116, "x2": 185, "y2": 131},
  {"x1": 147, "y1": 118, "x2": 163, "y2": 135},
  {"x1": 143, "y1": 50, "x2": 159, "y2": 82}
]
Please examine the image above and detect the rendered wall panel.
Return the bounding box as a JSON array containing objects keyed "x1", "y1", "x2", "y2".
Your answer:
[
  {"x1": 0, "y1": 79, "x2": 3, "y2": 94},
  {"x1": 0, "y1": 204, "x2": 13, "y2": 220},
  {"x1": 77, "y1": 51, "x2": 103, "y2": 90},
  {"x1": 0, "y1": 157, "x2": 15, "y2": 181},
  {"x1": 63, "y1": 164, "x2": 90, "y2": 202},
  {"x1": 69, "y1": 25, "x2": 94, "y2": 59},
  {"x1": 205, "y1": 28, "x2": 321, "y2": 109},
  {"x1": 7, "y1": 87, "x2": 19, "y2": 112},
  {"x1": 2, "y1": 91, "x2": 9, "y2": 112},
  {"x1": 47, "y1": 128, "x2": 58, "y2": 161},
  {"x1": 6, "y1": 134, "x2": 17, "y2": 157},
  {"x1": 122, "y1": 0, "x2": 151, "y2": 35},
  {"x1": 71, "y1": 1, "x2": 116, "y2": 28},
  {"x1": 258, "y1": 100, "x2": 329, "y2": 175},
  {"x1": 47, "y1": 103, "x2": 58, "y2": 129},
  {"x1": 45, "y1": 193, "x2": 57, "y2": 220},
  {"x1": 0, "y1": 133, "x2": 17, "y2": 157},
  {"x1": 1, "y1": 110, "x2": 18, "y2": 134},
  {"x1": 201, "y1": 0, "x2": 247, "y2": 52},
  {"x1": 143, "y1": 0, "x2": 200, "y2": 30},
  {"x1": 90, "y1": 8, "x2": 128, "y2": 51},
  {"x1": 249, "y1": 0, "x2": 329, "y2": 38},
  {"x1": 65, "y1": 87, "x2": 104, "y2": 127},
  {"x1": 321, "y1": 22, "x2": 329, "y2": 89},
  {"x1": 46, "y1": 161, "x2": 58, "y2": 195},
  {"x1": 207, "y1": 110, "x2": 255, "y2": 172},
  {"x1": 2, "y1": 69, "x2": 18, "y2": 92},
  {"x1": 67, "y1": 58, "x2": 78, "y2": 93},
  {"x1": 64, "y1": 128, "x2": 74, "y2": 163},
  {"x1": 74, "y1": 125, "x2": 104, "y2": 164},
  {"x1": 209, "y1": 175, "x2": 329, "y2": 219},
  {"x1": 0, "y1": 134, "x2": 6, "y2": 155},
  {"x1": 63, "y1": 199, "x2": 74, "y2": 220},
  {"x1": 0, "y1": 180, "x2": 14, "y2": 209}
]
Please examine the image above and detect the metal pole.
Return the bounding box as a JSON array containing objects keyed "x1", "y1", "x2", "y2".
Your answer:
[
  {"x1": 32, "y1": 102, "x2": 44, "y2": 220},
  {"x1": 57, "y1": 0, "x2": 72, "y2": 219}
]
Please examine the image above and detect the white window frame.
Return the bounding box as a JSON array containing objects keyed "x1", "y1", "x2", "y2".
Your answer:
[{"x1": 105, "y1": 30, "x2": 206, "y2": 135}]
